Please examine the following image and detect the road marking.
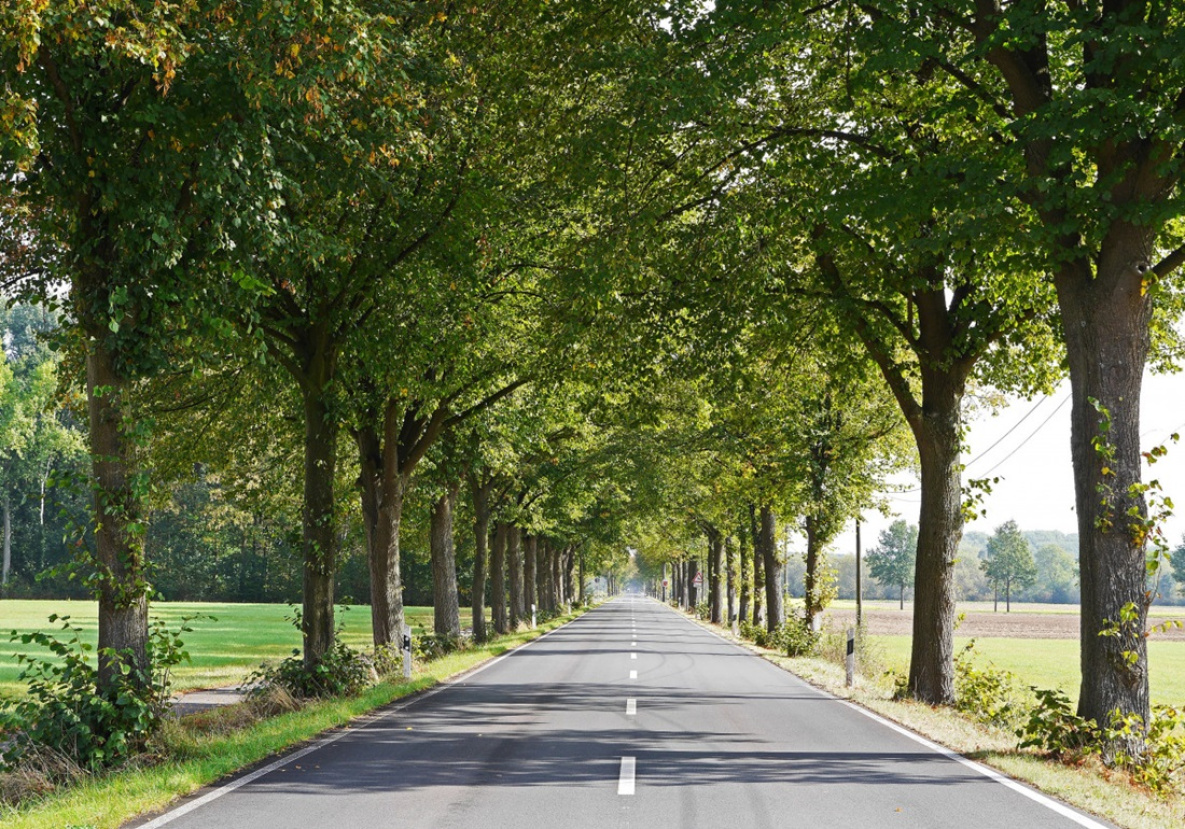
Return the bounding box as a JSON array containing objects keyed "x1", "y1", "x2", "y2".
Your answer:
[
  {"x1": 626, "y1": 698, "x2": 636, "y2": 715},
  {"x1": 630, "y1": 670, "x2": 637, "y2": 679},
  {"x1": 618, "y1": 756, "x2": 636, "y2": 795},
  {"x1": 656, "y1": 601, "x2": 1111, "y2": 829},
  {"x1": 631, "y1": 640, "x2": 637, "y2": 646},
  {"x1": 630, "y1": 652, "x2": 637, "y2": 660}
]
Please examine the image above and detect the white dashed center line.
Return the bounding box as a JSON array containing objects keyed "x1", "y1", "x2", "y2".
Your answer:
[
  {"x1": 626, "y1": 698, "x2": 636, "y2": 716},
  {"x1": 618, "y1": 757, "x2": 636, "y2": 795},
  {"x1": 629, "y1": 670, "x2": 637, "y2": 679}
]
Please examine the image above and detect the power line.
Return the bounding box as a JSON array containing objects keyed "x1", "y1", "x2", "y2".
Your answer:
[
  {"x1": 965, "y1": 395, "x2": 1052, "y2": 469},
  {"x1": 976, "y1": 394, "x2": 1072, "y2": 478}
]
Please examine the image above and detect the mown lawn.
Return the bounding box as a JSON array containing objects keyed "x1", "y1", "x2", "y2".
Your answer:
[
  {"x1": 870, "y1": 634, "x2": 1185, "y2": 706},
  {"x1": 0, "y1": 600, "x2": 444, "y2": 699}
]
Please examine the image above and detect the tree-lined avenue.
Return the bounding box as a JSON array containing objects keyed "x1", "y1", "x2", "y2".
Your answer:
[{"x1": 132, "y1": 600, "x2": 1113, "y2": 829}]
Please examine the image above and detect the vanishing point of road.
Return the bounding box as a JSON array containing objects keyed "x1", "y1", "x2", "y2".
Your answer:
[{"x1": 132, "y1": 597, "x2": 1115, "y2": 829}]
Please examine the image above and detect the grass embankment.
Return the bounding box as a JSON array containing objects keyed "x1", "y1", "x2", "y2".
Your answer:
[
  {"x1": 684, "y1": 607, "x2": 1185, "y2": 829},
  {"x1": 0, "y1": 606, "x2": 588, "y2": 829},
  {"x1": 0, "y1": 601, "x2": 443, "y2": 699}
]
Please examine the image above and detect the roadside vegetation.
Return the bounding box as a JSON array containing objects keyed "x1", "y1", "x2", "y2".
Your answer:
[{"x1": 3, "y1": 2, "x2": 1185, "y2": 826}]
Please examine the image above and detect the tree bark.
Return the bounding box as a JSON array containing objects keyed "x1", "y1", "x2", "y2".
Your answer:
[
  {"x1": 491, "y1": 521, "x2": 508, "y2": 634},
  {"x1": 302, "y1": 370, "x2": 340, "y2": 668},
  {"x1": 707, "y1": 524, "x2": 724, "y2": 624},
  {"x1": 726, "y1": 535, "x2": 737, "y2": 626},
  {"x1": 551, "y1": 541, "x2": 563, "y2": 607},
  {"x1": 803, "y1": 515, "x2": 824, "y2": 631},
  {"x1": 354, "y1": 409, "x2": 406, "y2": 651},
  {"x1": 2, "y1": 492, "x2": 11, "y2": 587},
  {"x1": 1057, "y1": 254, "x2": 1153, "y2": 730},
  {"x1": 524, "y1": 534, "x2": 537, "y2": 621},
  {"x1": 563, "y1": 545, "x2": 576, "y2": 604},
  {"x1": 430, "y1": 483, "x2": 461, "y2": 637},
  {"x1": 905, "y1": 379, "x2": 964, "y2": 705},
  {"x1": 750, "y1": 505, "x2": 765, "y2": 626},
  {"x1": 855, "y1": 520, "x2": 863, "y2": 628},
  {"x1": 759, "y1": 504, "x2": 783, "y2": 633},
  {"x1": 508, "y1": 525, "x2": 523, "y2": 629},
  {"x1": 469, "y1": 478, "x2": 491, "y2": 642},
  {"x1": 738, "y1": 527, "x2": 751, "y2": 625}
]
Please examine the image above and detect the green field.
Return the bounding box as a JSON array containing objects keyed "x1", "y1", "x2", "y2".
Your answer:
[
  {"x1": 0, "y1": 600, "x2": 443, "y2": 699},
  {"x1": 871, "y1": 635, "x2": 1185, "y2": 706}
]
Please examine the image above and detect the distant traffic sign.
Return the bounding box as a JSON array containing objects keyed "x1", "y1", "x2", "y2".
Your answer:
[{"x1": 692, "y1": 572, "x2": 703, "y2": 586}]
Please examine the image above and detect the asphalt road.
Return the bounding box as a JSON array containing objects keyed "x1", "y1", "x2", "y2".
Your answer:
[{"x1": 133, "y1": 597, "x2": 1115, "y2": 829}]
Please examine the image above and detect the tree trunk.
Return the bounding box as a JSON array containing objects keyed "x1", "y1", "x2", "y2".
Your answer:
[
  {"x1": 524, "y1": 534, "x2": 537, "y2": 621},
  {"x1": 491, "y1": 522, "x2": 508, "y2": 634},
  {"x1": 739, "y1": 527, "x2": 751, "y2": 624},
  {"x1": 750, "y1": 505, "x2": 765, "y2": 626},
  {"x1": 707, "y1": 525, "x2": 724, "y2": 624},
  {"x1": 508, "y1": 525, "x2": 523, "y2": 629},
  {"x1": 759, "y1": 505, "x2": 783, "y2": 633},
  {"x1": 578, "y1": 548, "x2": 585, "y2": 604},
  {"x1": 302, "y1": 375, "x2": 341, "y2": 668},
  {"x1": 85, "y1": 342, "x2": 150, "y2": 692},
  {"x1": 563, "y1": 545, "x2": 577, "y2": 605},
  {"x1": 469, "y1": 479, "x2": 491, "y2": 642},
  {"x1": 355, "y1": 417, "x2": 406, "y2": 651},
  {"x1": 906, "y1": 385, "x2": 963, "y2": 705},
  {"x1": 2, "y1": 492, "x2": 10, "y2": 587},
  {"x1": 1056, "y1": 254, "x2": 1153, "y2": 733},
  {"x1": 726, "y1": 535, "x2": 737, "y2": 625},
  {"x1": 430, "y1": 483, "x2": 461, "y2": 638},
  {"x1": 803, "y1": 514, "x2": 823, "y2": 631},
  {"x1": 551, "y1": 541, "x2": 563, "y2": 607}
]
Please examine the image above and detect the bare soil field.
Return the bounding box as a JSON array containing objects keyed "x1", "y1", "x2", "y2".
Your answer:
[{"x1": 825, "y1": 607, "x2": 1185, "y2": 641}]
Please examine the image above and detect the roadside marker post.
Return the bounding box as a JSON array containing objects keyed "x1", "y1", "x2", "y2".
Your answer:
[
  {"x1": 402, "y1": 625, "x2": 413, "y2": 681},
  {"x1": 532, "y1": 603, "x2": 537, "y2": 629},
  {"x1": 845, "y1": 628, "x2": 855, "y2": 687}
]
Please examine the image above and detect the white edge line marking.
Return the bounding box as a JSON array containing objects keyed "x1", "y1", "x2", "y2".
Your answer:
[
  {"x1": 660, "y1": 601, "x2": 1113, "y2": 829},
  {"x1": 134, "y1": 614, "x2": 584, "y2": 828},
  {"x1": 618, "y1": 756, "x2": 636, "y2": 795},
  {"x1": 626, "y1": 698, "x2": 637, "y2": 715}
]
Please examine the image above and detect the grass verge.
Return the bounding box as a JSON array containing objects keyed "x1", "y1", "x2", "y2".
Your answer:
[
  {"x1": 679, "y1": 606, "x2": 1185, "y2": 829},
  {"x1": 0, "y1": 606, "x2": 589, "y2": 829}
]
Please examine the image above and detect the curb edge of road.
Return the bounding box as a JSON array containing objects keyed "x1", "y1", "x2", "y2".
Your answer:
[
  {"x1": 661, "y1": 599, "x2": 1115, "y2": 829},
  {"x1": 125, "y1": 606, "x2": 598, "y2": 829}
]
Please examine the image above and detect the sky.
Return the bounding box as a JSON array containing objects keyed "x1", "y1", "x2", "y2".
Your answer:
[{"x1": 830, "y1": 369, "x2": 1185, "y2": 556}]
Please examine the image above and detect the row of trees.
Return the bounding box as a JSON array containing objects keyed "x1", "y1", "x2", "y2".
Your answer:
[{"x1": 3, "y1": 1, "x2": 1184, "y2": 756}]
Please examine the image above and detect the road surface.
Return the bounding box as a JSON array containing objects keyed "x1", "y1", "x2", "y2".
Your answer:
[{"x1": 133, "y1": 597, "x2": 1114, "y2": 829}]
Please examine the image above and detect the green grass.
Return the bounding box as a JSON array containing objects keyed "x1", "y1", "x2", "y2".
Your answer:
[
  {"x1": 1, "y1": 601, "x2": 444, "y2": 699},
  {"x1": 0, "y1": 606, "x2": 590, "y2": 829},
  {"x1": 870, "y1": 634, "x2": 1185, "y2": 706}
]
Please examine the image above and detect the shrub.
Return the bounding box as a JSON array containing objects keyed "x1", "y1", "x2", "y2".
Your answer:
[
  {"x1": 953, "y1": 641, "x2": 1030, "y2": 730},
  {"x1": 248, "y1": 637, "x2": 375, "y2": 700},
  {"x1": 770, "y1": 618, "x2": 820, "y2": 658},
  {"x1": 0, "y1": 614, "x2": 195, "y2": 775},
  {"x1": 1016, "y1": 687, "x2": 1100, "y2": 760}
]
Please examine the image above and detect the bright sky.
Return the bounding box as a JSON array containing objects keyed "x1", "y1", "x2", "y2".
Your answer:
[{"x1": 833, "y1": 370, "x2": 1185, "y2": 555}]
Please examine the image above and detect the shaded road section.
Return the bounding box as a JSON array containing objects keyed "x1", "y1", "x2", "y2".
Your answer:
[{"x1": 132, "y1": 597, "x2": 1113, "y2": 829}]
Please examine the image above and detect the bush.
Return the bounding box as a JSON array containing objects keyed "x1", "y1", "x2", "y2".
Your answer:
[
  {"x1": 0, "y1": 614, "x2": 194, "y2": 774},
  {"x1": 1016, "y1": 687, "x2": 1100, "y2": 760},
  {"x1": 771, "y1": 618, "x2": 820, "y2": 657},
  {"x1": 953, "y1": 641, "x2": 1030, "y2": 730},
  {"x1": 248, "y1": 637, "x2": 375, "y2": 700}
]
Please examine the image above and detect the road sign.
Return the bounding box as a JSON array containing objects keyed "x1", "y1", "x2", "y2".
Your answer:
[
  {"x1": 692, "y1": 572, "x2": 703, "y2": 587},
  {"x1": 662, "y1": 579, "x2": 669, "y2": 587}
]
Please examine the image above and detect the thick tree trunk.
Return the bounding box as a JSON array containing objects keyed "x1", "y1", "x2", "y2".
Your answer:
[
  {"x1": 726, "y1": 535, "x2": 737, "y2": 625},
  {"x1": 563, "y1": 545, "x2": 576, "y2": 604},
  {"x1": 750, "y1": 505, "x2": 765, "y2": 626},
  {"x1": 738, "y1": 528, "x2": 751, "y2": 625},
  {"x1": 707, "y1": 525, "x2": 724, "y2": 624},
  {"x1": 430, "y1": 483, "x2": 461, "y2": 638},
  {"x1": 524, "y1": 534, "x2": 537, "y2": 621},
  {"x1": 855, "y1": 520, "x2": 863, "y2": 628},
  {"x1": 2, "y1": 492, "x2": 10, "y2": 587},
  {"x1": 302, "y1": 377, "x2": 341, "y2": 668},
  {"x1": 906, "y1": 380, "x2": 964, "y2": 705},
  {"x1": 85, "y1": 343, "x2": 150, "y2": 692},
  {"x1": 491, "y1": 522, "x2": 508, "y2": 634},
  {"x1": 803, "y1": 516, "x2": 822, "y2": 631},
  {"x1": 508, "y1": 525, "x2": 523, "y2": 629},
  {"x1": 355, "y1": 417, "x2": 406, "y2": 651},
  {"x1": 578, "y1": 549, "x2": 585, "y2": 604},
  {"x1": 759, "y1": 505, "x2": 783, "y2": 633},
  {"x1": 551, "y1": 541, "x2": 563, "y2": 607},
  {"x1": 1056, "y1": 253, "x2": 1153, "y2": 732},
  {"x1": 469, "y1": 480, "x2": 491, "y2": 642}
]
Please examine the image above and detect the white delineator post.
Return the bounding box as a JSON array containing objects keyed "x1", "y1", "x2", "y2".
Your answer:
[
  {"x1": 532, "y1": 603, "x2": 537, "y2": 629},
  {"x1": 845, "y1": 627, "x2": 855, "y2": 688},
  {"x1": 402, "y1": 625, "x2": 413, "y2": 681}
]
